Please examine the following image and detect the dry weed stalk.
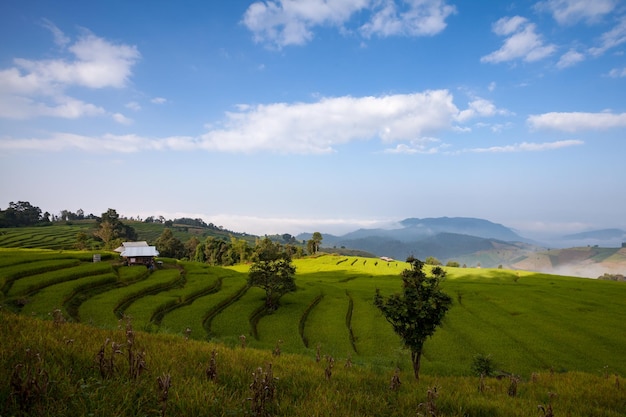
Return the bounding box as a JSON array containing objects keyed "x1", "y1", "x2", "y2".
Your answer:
[
  {"x1": 125, "y1": 317, "x2": 147, "y2": 379},
  {"x1": 537, "y1": 392, "x2": 557, "y2": 417},
  {"x1": 389, "y1": 368, "x2": 401, "y2": 391},
  {"x1": 49, "y1": 308, "x2": 66, "y2": 326},
  {"x1": 324, "y1": 355, "x2": 334, "y2": 381},
  {"x1": 9, "y1": 349, "x2": 49, "y2": 413},
  {"x1": 478, "y1": 373, "x2": 486, "y2": 393},
  {"x1": 248, "y1": 363, "x2": 277, "y2": 417},
  {"x1": 417, "y1": 386, "x2": 439, "y2": 416},
  {"x1": 615, "y1": 374, "x2": 620, "y2": 389},
  {"x1": 344, "y1": 354, "x2": 353, "y2": 368},
  {"x1": 157, "y1": 373, "x2": 172, "y2": 417},
  {"x1": 508, "y1": 375, "x2": 520, "y2": 397},
  {"x1": 240, "y1": 334, "x2": 247, "y2": 349},
  {"x1": 184, "y1": 327, "x2": 192, "y2": 341},
  {"x1": 272, "y1": 339, "x2": 283, "y2": 357},
  {"x1": 206, "y1": 349, "x2": 218, "y2": 381},
  {"x1": 315, "y1": 343, "x2": 321, "y2": 363},
  {"x1": 95, "y1": 338, "x2": 122, "y2": 379}
]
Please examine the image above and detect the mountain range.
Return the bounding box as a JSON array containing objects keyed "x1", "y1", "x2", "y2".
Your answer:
[{"x1": 296, "y1": 217, "x2": 626, "y2": 278}]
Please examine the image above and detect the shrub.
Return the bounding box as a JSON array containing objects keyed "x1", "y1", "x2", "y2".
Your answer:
[{"x1": 472, "y1": 353, "x2": 497, "y2": 377}]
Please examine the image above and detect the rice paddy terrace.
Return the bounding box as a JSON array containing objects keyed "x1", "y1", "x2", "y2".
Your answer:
[{"x1": 1, "y1": 247, "x2": 624, "y2": 378}]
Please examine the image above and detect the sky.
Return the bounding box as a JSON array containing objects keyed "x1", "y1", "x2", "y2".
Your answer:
[{"x1": 1, "y1": 0, "x2": 625, "y2": 239}]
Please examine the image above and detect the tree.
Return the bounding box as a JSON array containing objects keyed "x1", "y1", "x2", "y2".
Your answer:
[
  {"x1": 75, "y1": 231, "x2": 89, "y2": 250},
  {"x1": 0, "y1": 201, "x2": 46, "y2": 227},
  {"x1": 309, "y1": 232, "x2": 323, "y2": 254},
  {"x1": 230, "y1": 237, "x2": 250, "y2": 264},
  {"x1": 93, "y1": 208, "x2": 136, "y2": 249},
  {"x1": 184, "y1": 236, "x2": 201, "y2": 260},
  {"x1": 425, "y1": 256, "x2": 441, "y2": 266},
  {"x1": 155, "y1": 228, "x2": 184, "y2": 259},
  {"x1": 374, "y1": 256, "x2": 452, "y2": 381},
  {"x1": 248, "y1": 237, "x2": 296, "y2": 311}
]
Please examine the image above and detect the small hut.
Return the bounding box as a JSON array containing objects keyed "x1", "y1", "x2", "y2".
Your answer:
[{"x1": 116, "y1": 241, "x2": 159, "y2": 266}]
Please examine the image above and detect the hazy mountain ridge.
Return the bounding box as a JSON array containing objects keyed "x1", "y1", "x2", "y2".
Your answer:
[
  {"x1": 297, "y1": 217, "x2": 626, "y2": 277},
  {"x1": 562, "y1": 228, "x2": 626, "y2": 241}
]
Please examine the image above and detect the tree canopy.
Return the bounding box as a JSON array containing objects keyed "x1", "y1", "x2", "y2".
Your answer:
[
  {"x1": 93, "y1": 208, "x2": 137, "y2": 249},
  {"x1": 248, "y1": 237, "x2": 296, "y2": 311},
  {"x1": 155, "y1": 228, "x2": 185, "y2": 259},
  {"x1": 374, "y1": 256, "x2": 452, "y2": 380},
  {"x1": 307, "y1": 232, "x2": 323, "y2": 255},
  {"x1": 0, "y1": 201, "x2": 49, "y2": 227}
]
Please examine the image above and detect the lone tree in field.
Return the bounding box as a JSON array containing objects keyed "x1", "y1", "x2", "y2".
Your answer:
[
  {"x1": 307, "y1": 232, "x2": 323, "y2": 255},
  {"x1": 248, "y1": 237, "x2": 296, "y2": 311},
  {"x1": 94, "y1": 208, "x2": 137, "y2": 249},
  {"x1": 374, "y1": 256, "x2": 452, "y2": 381}
]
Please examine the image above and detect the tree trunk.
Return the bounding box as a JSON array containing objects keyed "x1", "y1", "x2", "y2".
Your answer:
[{"x1": 411, "y1": 350, "x2": 422, "y2": 381}]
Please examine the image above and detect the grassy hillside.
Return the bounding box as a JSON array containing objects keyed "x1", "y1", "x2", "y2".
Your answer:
[
  {"x1": 0, "y1": 220, "x2": 255, "y2": 251},
  {"x1": 1, "y1": 246, "x2": 625, "y2": 415},
  {"x1": 1, "y1": 249, "x2": 624, "y2": 379},
  {"x1": 1, "y1": 310, "x2": 624, "y2": 416}
]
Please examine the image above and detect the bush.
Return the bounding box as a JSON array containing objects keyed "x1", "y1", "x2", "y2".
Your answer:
[
  {"x1": 472, "y1": 353, "x2": 497, "y2": 377},
  {"x1": 425, "y1": 256, "x2": 441, "y2": 266}
]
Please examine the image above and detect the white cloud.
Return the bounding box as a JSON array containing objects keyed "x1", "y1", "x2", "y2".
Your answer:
[
  {"x1": 0, "y1": 25, "x2": 140, "y2": 120},
  {"x1": 492, "y1": 15, "x2": 527, "y2": 36},
  {"x1": 0, "y1": 94, "x2": 105, "y2": 119},
  {"x1": 197, "y1": 90, "x2": 460, "y2": 153},
  {"x1": 556, "y1": 49, "x2": 585, "y2": 68},
  {"x1": 40, "y1": 19, "x2": 70, "y2": 47},
  {"x1": 528, "y1": 111, "x2": 626, "y2": 131},
  {"x1": 0, "y1": 90, "x2": 522, "y2": 154},
  {"x1": 466, "y1": 140, "x2": 583, "y2": 153},
  {"x1": 125, "y1": 101, "x2": 141, "y2": 111},
  {"x1": 12, "y1": 33, "x2": 139, "y2": 89},
  {"x1": 535, "y1": 0, "x2": 617, "y2": 25},
  {"x1": 360, "y1": 0, "x2": 457, "y2": 38},
  {"x1": 112, "y1": 112, "x2": 133, "y2": 125},
  {"x1": 456, "y1": 98, "x2": 511, "y2": 122},
  {"x1": 588, "y1": 17, "x2": 626, "y2": 56},
  {"x1": 383, "y1": 137, "x2": 444, "y2": 154},
  {"x1": 481, "y1": 16, "x2": 556, "y2": 64},
  {"x1": 487, "y1": 81, "x2": 496, "y2": 92},
  {"x1": 242, "y1": 0, "x2": 455, "y2": 48},
  {"x1": 608, "y1": 67, "x2": 626, "y2": 77},
  {"x1": 151, "y1": 97, "x2": 167, "y2": 104}
]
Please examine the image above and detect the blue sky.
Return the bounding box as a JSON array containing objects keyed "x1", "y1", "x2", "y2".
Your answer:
[{"x1": 1, "y1": 0, "x2": 625, "y2": 238}]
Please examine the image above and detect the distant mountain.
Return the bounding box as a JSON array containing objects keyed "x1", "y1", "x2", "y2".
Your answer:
[
  {"x1": 298, "y1": 217, "x2": 540, "y2": 266},
  {"x1": 328, "y1": 217, "x2": 528, "y2": 243},
  {"x1": 562, "y1": 228, "x2": 626, "y2": 241},
  {"x1": 399, "y1": 217, "x2": 526, "y2": 242}
]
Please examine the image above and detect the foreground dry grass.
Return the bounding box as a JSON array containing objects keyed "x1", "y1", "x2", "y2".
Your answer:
[{"x1": 1, "y1": 310, "x2": 624, "y2": 417}]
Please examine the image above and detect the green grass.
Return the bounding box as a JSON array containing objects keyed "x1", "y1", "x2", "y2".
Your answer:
[
  {"x1": 20, "y1": 272, "x2": 118, "y2": 318},
  {"x1": 157, "y1": 268, "x2": 244, "y2": 338},
  {"x1": 7, "y1": 262, "x2": 114, "y2": 297},
  {"x1": 1, "y1": 250, "x2": 625, "y2": 381},
  {"x1": 1, "y1": 310, "x2": 624, "y2": 417},
  {"x1": 78, "y1": 268, "x2": 183, "y2": 328}
]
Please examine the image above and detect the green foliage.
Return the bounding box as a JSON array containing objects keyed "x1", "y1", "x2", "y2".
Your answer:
[
  {"x1": 598, "y1": 273, "x2": 625, "y2": 281},
  {"x1": 248, "y1": 238, "x2": 296, "y2": 310},
  {"x1": 425, "y1": 256, "x2": 442, "y2": 266},
  {"x1": 471, "y1": 353, "x2": 497, "y2": 377},
  {"x1": 0, "y1": 249, "x2": 625, "y2": 382},
  {"x1": 446, "y1": 260, "x2": 460, "y2": 267},
  {"x1": 375, "y1": 257, "x2": 452, "y2": 380},
  {"x1": 0, "y1": 201, "x2": 49, "y2": 227},
  {"x1": 154, "y1": 228, "x2": 184, "y2": 258},
  {"x1": 94, "y1": 209, "x2": 137, "y2": 249}
]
